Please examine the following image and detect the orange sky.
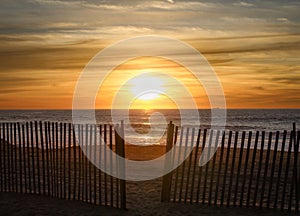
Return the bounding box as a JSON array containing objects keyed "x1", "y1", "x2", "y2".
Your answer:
[
  {"x1": 0, "y1": 0, "x2": 299, "y2": 109},
  {"x1": 96, "y1": 57, "x2": 210, "y2": 109}
]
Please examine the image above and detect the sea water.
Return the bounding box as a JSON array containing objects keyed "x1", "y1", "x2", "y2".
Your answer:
[{"x1": 0, "y1": 109, "x2": 299, "y2": 149}]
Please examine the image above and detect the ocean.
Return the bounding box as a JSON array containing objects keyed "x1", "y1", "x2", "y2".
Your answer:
[
  {"x1": 0, "y1": 109, "x2": 298, "y2": 131},
  {"x1": 0, "y1": 109, "x2": 299, "y2": 149}
]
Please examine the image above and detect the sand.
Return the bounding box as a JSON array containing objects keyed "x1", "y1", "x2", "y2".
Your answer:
[
  {"x1": 0, "y1": 144, "x2": 298, "y2": 216},
  {"x1": 0, "y1": 189, "x2": 297, "y2": 216}
]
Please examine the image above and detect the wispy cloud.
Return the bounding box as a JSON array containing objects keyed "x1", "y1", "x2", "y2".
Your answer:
[
  {"x1": 277, "y1": 17, "x2": 290, "y2": 23},
  {"x1": 30, "y1": 0, "x2": 125, "y2": 10},
  {"x1": 233, "y1": 1, "x2": 255, "y2": 7}
]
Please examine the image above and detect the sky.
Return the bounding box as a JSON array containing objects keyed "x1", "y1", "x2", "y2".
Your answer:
[{"x1": 0, "y1": 0, "x2": 300, "y2": 109}]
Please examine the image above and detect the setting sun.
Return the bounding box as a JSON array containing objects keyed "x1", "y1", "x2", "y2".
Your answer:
[
  {"x1": 137, "y1": 92, "x2": 160, "y2": 101},
  {"x1": 129, "y1": 73, "x2": 164, "y2": 101},
  {"x1": 95, "y1": 56, "x2": 210, "y2": 109}
]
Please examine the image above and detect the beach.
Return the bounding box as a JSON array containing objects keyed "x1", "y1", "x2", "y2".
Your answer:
[
  {"x1": 1, "y1": 190, "x2": 298, "y2": 216},
  {"x1": 0, "y1": 143, "x2": 299, "y2": 216}
]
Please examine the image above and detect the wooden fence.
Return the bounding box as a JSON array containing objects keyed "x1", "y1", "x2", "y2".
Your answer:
[
  {"x1": 162, "y1": 123, "x2": 300, "y2": 213},
  {"x1": 0, "y1": 121, "x2": 126, "y2": 209},
  {"x1": 1, "y1": 121, "x2": 299, "y2": 212}
]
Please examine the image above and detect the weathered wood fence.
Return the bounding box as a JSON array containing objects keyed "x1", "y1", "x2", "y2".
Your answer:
[
  {"x1": 0, "y1": 121, "x2": 126, "y2": 209},
  {"x1": 1, "y1": 121, "x2": 299, "y2": 212},
  {"x1": 162, "y1": 123, "x2": 300, "y2": 213}
]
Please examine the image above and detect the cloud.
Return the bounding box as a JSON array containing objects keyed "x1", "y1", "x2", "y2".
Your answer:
[
  {"x1": 30, "y1": 0, "x2": 126, "y2": 10},
  {"x1": 0, "y1": 0, "x2": 299, "y2": 108},
  {"x1": 1, "y1": 0, "x2": 299, "y2": 39},
  {"x1": 233, "y1": 1, "x2": 255, "y2": 7},
  {"x1": 136, "y1": 1, "x2": 215, "y2": 11},
  {"x1": 277, "y1": 17, "x2": 290, "y2": 23}
]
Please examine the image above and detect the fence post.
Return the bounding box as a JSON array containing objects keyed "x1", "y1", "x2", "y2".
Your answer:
[
  {"x1": 293, "y1": 123, "x2": 299, "y2": 213},
  {"x1": 0, "y1": 124, "x2": 3, "y2": 192},
  {"x1": 161, "y1": 121, "x2": 175, "y2": 202},
  {"x1": 297, "y1": 130, "x2": 300, "y2": 213},
  {"x1": 115, "y1": 121, "x2": 126, "y2": 209}
]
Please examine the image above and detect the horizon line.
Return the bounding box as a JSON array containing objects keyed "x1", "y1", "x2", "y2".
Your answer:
[{"x1": 0, "y1": 108, "x2": 300, "y2": 111}]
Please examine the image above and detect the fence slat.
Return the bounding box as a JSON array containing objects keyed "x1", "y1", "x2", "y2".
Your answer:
[
  {"x1": 104, "y1": 124, "x2": 108, "y2": 206},
  {"x1": 50, "y1": 122, "x2": 55, "y2": 197},
  {"x1": 233, "y1": 131, "x2": 245, "y2": 206},
  {"x1": 98, "y1": 125, "x2": 102, "y2": 205},
  {"x1": 63, "y1": 123, "x2": 67, "y2": 199},
  {"x1": 17, "y1": 122, "x2": 24, "y2": 194},
  {"x1": 13, "y1": 123, "x2": 18, "y2": 193},
  {"x1": 82, "y1": 124, "x2": 86, "y2": 201},
  {"x1": 44, "y1": 122, "x2": 50, "y2": 196},
  {"x1": 78, "y1": 124, "x2": 82, "y2": 200},
  {"x1": 68, "y1": 123, "x2": 72, "y2": 200},
  {"x1": 55, "y1": 122, "x2": 59, "y2": 197},
  {"x1": 220, "y1": 130, "x2": 232, "y2": 206},
  {"x1": 30, "y1": 122, "x2": 36, "y2": 194},
  {"x1": 214, "y1": 131, "x2": 225, "y2": 205},
  {"x1": 88, "y1": 124, "x2": 92, "y2": 203},
  {"x1": 274, "y1": 130, "x2": 286, "y2": 209},
  {"x1": 9, "y1": 123, "x2": 14, "y2": 192},
  {"x1": 21, "y1": 124, "x2": 27, "y2": 193},
  {"x1": 10, "y1": 123, "x2": 14, "y2": 192},
  {"x1": 189, "y1": 129, "x2": 201, "y2": 203},
  {"x1": 202, "y1": 130, "x2": 214, "y2": 205},
  {"x1": 260, "y1": 132, "x2": 272, "y2": 208},
  {"x1": 109, "y1": 125, "x2": 113, "y2": 206},
  {"x1": 85, "y1": 124, "x2": 89, "y2": 202},
  {"x1": 227, "y1": 131, "x2": 238, "y2": 207},
  {"x1": 196, "y1": 129, "x2": 207, "y2": 204},
  {"x1": 49, "y1": 122, "x2": 55, "y2": 197},
  {"x1": 59, "y1": 122, "x2": 63, "y2": 198},
  {"x1": 73, "y1": 125, "x2": 77, "y2": 200},
  {"x1": 266, "y1": 131, "x2": 279, "y2": 208},
  {"x1": 240, "y1": 131, "x2": 252, "y2": 206},
  {"x1": 253, "y1": 131, "x2": 265, "y2": 207},
  {"x1": 6, "y1": 123, "x2": 11, "y2": 192},
  {"x1": 25, "y1": 123, "x2": 31, "y2": 193},
  {"x1": 184, "y1": 128, "x2": 195, "y2": 203},
  {"x1": 208, "y1": 130, "x2": 220, "y2": 205},
  {"x1": 93, "y1": 124, "x2": 97, "y2": 204},
  {"x1": 3, "y1": 124, "x2": 7, "y2": 192},
  {"x1": 173, "y1": 127, "x2": 185, "y2": 202},
  {"x1": 246, "y1": 131, "x2": 259, "y2": 207},
  {"x1": 178, "y1": 128, "x2": 190, "y2": 202},
  {"x1": 34, "y1": 121, "x2": 41, "y2": 194},
  {"x1": 281, "y1": 131, "x2": 293, "y2": 211},
  {"x1": 39, "y1": 121, "x2": 46, "y2": 195}
]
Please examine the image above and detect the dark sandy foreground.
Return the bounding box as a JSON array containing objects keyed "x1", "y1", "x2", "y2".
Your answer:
[{"x1": 0, "y1": 185, "x2": 298, "y2": 216}]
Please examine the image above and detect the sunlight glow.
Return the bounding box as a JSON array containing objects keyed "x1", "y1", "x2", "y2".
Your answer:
[
  {"x1": 137, "y1": 92, "x2": 160, "y2": 100},
  {"x1": 129, "y1": 73, "x2": 164, "y2": 101}
]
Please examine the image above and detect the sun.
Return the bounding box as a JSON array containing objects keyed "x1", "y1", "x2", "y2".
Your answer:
[
  {"x1": 137, "y1": 92, "x2": 160, "y2": 100},
  {"x1": 129, "y1": 73, "x2": 164, "y2": 101}
]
